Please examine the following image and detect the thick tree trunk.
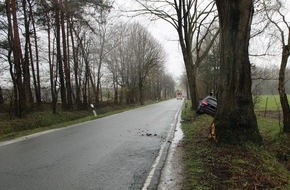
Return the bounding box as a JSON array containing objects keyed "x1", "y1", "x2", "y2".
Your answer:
[
  {"x1": 214, "y1": 0, "x2": 263, "y2": 145},
  {"x1": 279, "y1": 43, "x2": 290, "y2": 133},
  {"x1": 178, "y1": 26, "x2": 199, "y2": 109},
  {"x1": 184, "y1": 57, "x2": 199, "y2": 109},
  {"x1": 174, "y1": 0, "x2": 199, "y2": 110}
]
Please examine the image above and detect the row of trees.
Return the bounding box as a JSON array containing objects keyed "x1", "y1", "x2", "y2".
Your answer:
[
  {"x1": 135, "y1": 0, "x2": 289, "y2": 144},
  {"x1": 0, "y1": 0, "x2": 176, "y2": 117},
  {"x1": 1, "y1": 0, "x2": 288, "y2": 145}
]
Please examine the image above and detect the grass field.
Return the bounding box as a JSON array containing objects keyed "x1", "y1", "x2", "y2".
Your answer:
[{"x1": 255, "y1": 95, "x2": 290, "y2": 111}]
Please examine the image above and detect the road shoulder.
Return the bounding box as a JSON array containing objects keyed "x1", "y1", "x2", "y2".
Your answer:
[{"x1": 158, "y1": 121, "x2": 184, "y2": 190}]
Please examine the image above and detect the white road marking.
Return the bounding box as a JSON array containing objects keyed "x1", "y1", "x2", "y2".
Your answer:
[{"x1": 142, "y1": 102, "x2": 182, "y2": 190}]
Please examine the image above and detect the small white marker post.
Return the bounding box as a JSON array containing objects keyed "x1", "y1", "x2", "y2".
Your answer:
[{"x1": 90, "y1": 104, "x2": 97, "y2": 117}]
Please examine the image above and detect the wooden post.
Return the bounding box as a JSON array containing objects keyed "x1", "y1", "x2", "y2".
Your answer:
[{"x1": 264, "y1": 97, "x2": 268, "y2": 117}]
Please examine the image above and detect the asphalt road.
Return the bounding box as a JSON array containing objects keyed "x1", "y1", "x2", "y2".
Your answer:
[{"x1": 0, "y1": 99, "x2": 183, "y2": 190}]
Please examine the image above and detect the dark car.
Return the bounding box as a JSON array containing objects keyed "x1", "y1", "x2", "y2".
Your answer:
[{"x1": 196, "y1": 96, "x2": 217, "y2": 117}]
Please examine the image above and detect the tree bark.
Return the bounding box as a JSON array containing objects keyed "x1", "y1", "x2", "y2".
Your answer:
[
  {"x1": 214, "y1": 0, "x2": 263, "y2": 145},
  {"x1": 28, "y1": 0, "x2": 41, "y2": 107},
  {"x1": 138, "y1": 81, "x2": 144, "y2": 105},
  {"x1": 11, "y1": 0, "x2": 26, "y2": 117},
  {"x1": 47, "y1": 17, "x2": 57, "y2": 114},
  {"x1": 22, "y1": 0, "x2": 33, "y2": 111},
  {"x1": 70, "y1": 20, "x2": 82, "y2": 110},
  {"x1": 113, "y1": 73, "x2": 119, "y2": 104},
  {"x1": 95, "y1": 33, "x2": 106, "y2": 106},
  {"x1": 55, "y1": 0, "x2": 67, "y2": 109},
  {"x1": 175, "y1": 0, "x2": 199, "y2": 110},
  {"x1": 60, "y1": 0, "x2": 73, "y2": 109},
  {"x1": 0, "y1": 87, "x2": 4, "y2": 110},
  {"x1": 6, "y1": 0, "x2": 16, "y2": 117},
  {"x1": 279, "y1": 39, "x2": 290, "y2": 133}
]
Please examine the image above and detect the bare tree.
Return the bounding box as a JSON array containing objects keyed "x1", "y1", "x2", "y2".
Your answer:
[
  {"x1": 214, "y1": 0, "x2": 263, "y2": 145},
  {"x1": 90, "y1": 5, "x2": 112, "y2": 106},
  {"x1": 105, "y1": 22, "x2": 168, "y2": 105},
  {"x1": 133, "y1": 0, "x2": 218, "y2": 109},
  {"x1": 28, "y1": 0, "x2": 42, "y2": 108},
  {"x1": 105, "y1": 23, "x2": 128, "y2": 104},
  {"x1": 22, "y1": 0, "x2": 34, "y2": 111},
  {"x1": 9, "y1": 0, "x2": 27, "y2": 117},
  {"x1": 129, "y1": 23, "x2": 165, "y2": 105},
  {"x1": 262, "y1": 0, "x2": 290, "y2": 132}
]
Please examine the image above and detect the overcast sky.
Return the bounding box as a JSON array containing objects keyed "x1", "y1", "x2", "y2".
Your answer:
[
  {"x1": 113, "y1": 0, "x2": 290, "y2": 77},
  {"x1": 112, "y1": 0, "x2": 184, "y2": 79}
]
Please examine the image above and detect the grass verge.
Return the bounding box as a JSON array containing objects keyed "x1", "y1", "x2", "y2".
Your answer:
[
  {"x1": 0, "y1": 104, "x2": 137, "y2": 142},
  {"x1": 180, "y1": 103, "x2": 290, "y2": 189}
]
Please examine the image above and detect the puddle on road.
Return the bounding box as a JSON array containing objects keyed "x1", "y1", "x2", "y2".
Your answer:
[{"x1": 158, "y1": 115, "x2": 184, "y2": 190}]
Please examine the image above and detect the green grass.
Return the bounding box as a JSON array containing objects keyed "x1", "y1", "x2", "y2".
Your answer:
[
  {"x1": 0, "y1": 111, "x2": 93, "y2": 141},
  {"x1": 255, "y1": 95, "x2": 290, "y2": 111},
  {"x1": 181, "y1": 106, "x2": 215, "y2": 189},
  {"x1": 257, "y1": 116, "x2": 282, "y2": 139},
  {"x1": 0, "y1": 104, "x2": 138, "y2": 142},
  {"x1": 180, "y1": 101, "x2": 290, "y2": 189}
]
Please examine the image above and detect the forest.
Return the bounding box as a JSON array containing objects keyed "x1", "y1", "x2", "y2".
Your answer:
[{"x1": 0, "y1": 0, "x2": 176, "y2": 118}]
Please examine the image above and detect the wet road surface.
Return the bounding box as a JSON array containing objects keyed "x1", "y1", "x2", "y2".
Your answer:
[{"x1": 0, "y1": 99, "x2": 183, "y2": 190}]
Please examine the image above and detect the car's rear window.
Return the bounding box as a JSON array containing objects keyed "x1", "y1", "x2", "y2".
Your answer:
[{"x1": 207, "y1": 98, "x2": 217, "y2": 105}]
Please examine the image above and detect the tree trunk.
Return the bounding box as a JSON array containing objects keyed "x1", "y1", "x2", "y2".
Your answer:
[
  {"x1": 120, "y1": 85, "x2": 125, "y2": 105},
  {"x1": 214, "y1": 0, "x2": 263, "y2": 145},
  {"x1": 96, "y1": 74, "x2": 101, "y2": 106},
  {"x1": 6, "y1": 0, "x2": 15, "y2": 117},
  {"x1": 55, "y1": 0, "x2": 67, "y2": 109},
  {"x1": 22, "y1": 0, "x2": 33, "y2": 111},
  {"x1": 183, "y1": 56, "x2": 199, "y2": 109},
  {"x1": 175, "y1": 1, "x2": 199, "y2": 110},
  {"x1": 138, "y1": 81, "x2": 144, "y2": 105},
  {"x1": 28, "y1": 0, "x2": 41, "y2": 107},
  {"x1": 47, "y1": 18, "x2": 57, "y2": 114},
  {"x1": 60, "y1": 0, "x2": 73, "y2": 109},
  {"x1": 82, "y1": 63, "x2": 90, "y2": 109},
  {"x1": 0, "y1": 87, "x2": 4, "y2": 110},
  {"x1": 70, "y1": 20, "x2": 82, "y2": 110},
  {"x1": 11, "y1": 0, "x2": 26, "y2": 117},
  {"x1": 279, "y1": 38, "x2": 290, "y2": 133},
  {"x1": 113, "y1": 75, "x2": 118, "y2": 104},
  {"x1": 95, "y1": 45, "x2": 104, "y2": 106}
]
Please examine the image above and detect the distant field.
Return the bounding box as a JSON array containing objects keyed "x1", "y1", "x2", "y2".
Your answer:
[{"x1": 255, "y1": 95, "x2": 290, "y2": 111}]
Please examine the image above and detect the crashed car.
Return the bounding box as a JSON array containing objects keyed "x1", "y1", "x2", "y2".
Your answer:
[{"x1": 196, "y1": 96, "x2": 217, "y2": 117}]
